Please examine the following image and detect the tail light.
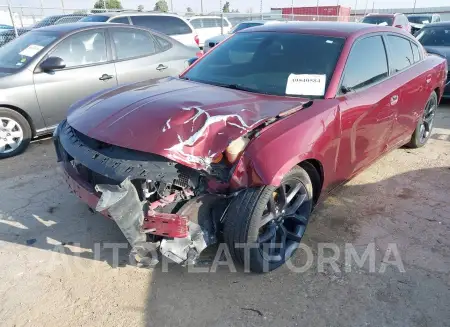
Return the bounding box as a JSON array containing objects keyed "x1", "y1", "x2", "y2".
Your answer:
[{"x1": 194, "y1": 34, "x2": 199, "y2": 46}]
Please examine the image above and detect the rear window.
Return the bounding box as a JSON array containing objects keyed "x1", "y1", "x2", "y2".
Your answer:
[
  {"x1": 416, "y1": 27, "x2": 450, "y2": 47},
  {"x1": 80, "y1": 15, "x2": 109, "y2": 23},
  {"x1": 407, "y1": 15, "x2": 432, "y2": 24},
  {"x1": 130, "y1": 15, "x2": 192, "y2": 35},
  {"x1": 362, "y1": 16, "x2": 394, "y2": 26}
]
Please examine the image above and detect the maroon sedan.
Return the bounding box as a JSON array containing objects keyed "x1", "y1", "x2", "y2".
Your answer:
[{"x1": 54, "y1": 22, "x2": 447, "y2": 272}]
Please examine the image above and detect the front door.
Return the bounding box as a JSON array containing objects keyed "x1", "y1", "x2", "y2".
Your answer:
[
  {"x1": 336, "y1": 35, "x2": 395, "y2": 180},
  {"x1": 34, "y1": 29, "x2": 117, "y2": 127}
]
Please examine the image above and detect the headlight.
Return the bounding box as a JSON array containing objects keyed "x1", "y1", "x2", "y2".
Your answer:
[{"x1": 225, "y1": 136, "x2": 250, "y2": 163}]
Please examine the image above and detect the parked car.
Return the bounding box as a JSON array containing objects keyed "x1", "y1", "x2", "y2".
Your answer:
[
  {"x1": 32, "y1": 14, "x2": 88, "y2": 29},
  {"x1": 416, "y1": 21, "x2": 450, "y2": 97},
  {"x1": 203, "y1": 20, "x2": 280, "y2": 53},
  {"x1": 0, "y1": 15, "x2": 88, "y2": 48},
  {"x1": 0, "y1": 22, "x2": 200, "y2": 158},
  {"x1": 362, "y1": 13, "x2": 411, "y2": 33},
  {"x1": 53, "y1": 22, "x2": 447, "y2": 272},
  {"x1": 0, "y1": 24, "x2": 12, "y2": 29},
  {"x1": 187, "y1": 16, "x2": 232, "y2": 48},
  {"x1": 407, "y1": 13, "x2": 441, "y2": 34},
  {"x1": 0, "y1": 28, "x2": 30, "y2": 47},
  {"x1": 80, "y1": 12, "x2": 199, "y2": 48}
]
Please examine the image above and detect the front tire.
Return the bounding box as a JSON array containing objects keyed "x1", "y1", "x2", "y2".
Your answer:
[
  {"x1": 223, "y1": 166, "x2": 314, "y2": 273},
  {"x1": 0, "y1": 108, "x2": 32, "y2": 159},
  {"x1": 407, "y1": 91, "x2": 437, "y2": 148}
]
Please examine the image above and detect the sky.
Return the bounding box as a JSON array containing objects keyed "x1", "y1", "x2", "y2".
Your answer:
[{"x1": 1, "y1": 0, "x2": 449, "y2": 14}]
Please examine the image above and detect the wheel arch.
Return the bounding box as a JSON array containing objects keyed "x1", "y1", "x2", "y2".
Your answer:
[
  {"x1": 298, "y1": 159, "x2": 324, "y2": 205},
  {"x1": 0, "y1": 104, "x2": 36, "y2": 137}
]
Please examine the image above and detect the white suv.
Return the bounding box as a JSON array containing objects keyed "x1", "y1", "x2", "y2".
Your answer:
[
  {"x1": 81, "y1": 12, "x2": 200, "y2": 48},
  {"x1": 187, "y1": 16, "x2": 232, "y2": 48}
]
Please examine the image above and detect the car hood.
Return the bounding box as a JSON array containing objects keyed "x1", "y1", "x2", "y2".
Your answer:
[
  {"x1": 67, "y1": 77, "x2": 309, "y2": 170},
  {"x1": 424, "y1": 46, "x2": 450, "y2": 69}
]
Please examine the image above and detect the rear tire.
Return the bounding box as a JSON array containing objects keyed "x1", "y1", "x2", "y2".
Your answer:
[
  {"x1": 223, "y1": 166, "x2": 315, "y2": 273},
  {"x1": 406, "y1": 91, "x2": 437, "y2": 148},
  {"x1": 0, "y1": 108, "x2": 32, "y2": 159}
]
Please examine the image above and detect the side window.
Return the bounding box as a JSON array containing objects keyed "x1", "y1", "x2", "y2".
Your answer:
[
  {"x1": 387, "y1": 35, "x2": 414, "y2": 72},
  {"x1": 411, "y1": 42, "x2": 421, "y2": 63},
  {"x1": 342, "y1": 36, "x2": 388, "y2": 91},
  {"x1": 50, "y1": 30, "x2": 107, "y2": 68},
  {"x1": 201, "y1": 18, "x2": 215, "y2": 28},
  {"x1": 154, "y1": 35, "x2": 172, "y2": 51},
  {"x1": 110, "y1": 16, "x2": 130, "y2": 24},
  {"x1": 190, "y1": 19, "x2": 202, "y2": 29},
  {"x1": 111, "y1": 29, "x2": 157, "y2": 60},
  {"x1": 130, "y1": 16, "x2": 192, "y2": 35},
  {"x1": 435, "y1": 16, "x2": 441, "y2": 22}
]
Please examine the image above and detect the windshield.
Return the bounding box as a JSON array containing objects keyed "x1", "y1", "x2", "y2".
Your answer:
[
  {"x1": 0, "y1": 30, "x2": 58, "y2": 72},
  {"x1": 416, "y1": 27, "x2": 450, "y2": 47},
  {"x1": 183, "y1": 32, "x2": 345, "y2": 98},
  {"x1": 407, "y1": 16, "x2": 432, "y2": 24},
  {"x1": 230, "y1": 22, "x2": 264, "y2": 33},
  {"x1": 79, "y1": 15, "x2": 109, "y2": 22},
  {"x1": 362, "y1": 16, "x2": 394, "y2": 26}
]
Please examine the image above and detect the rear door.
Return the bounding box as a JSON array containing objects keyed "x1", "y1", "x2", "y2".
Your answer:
[
  {"x1": 384, "y1": 34, "x2": 430, "y2": 146},
  {"x1": 336, "y1": 34, "x2": 396, "y2": 178},
  {"x1": 110, "y1": 27, "x2": 186, "y2": 85},
  {"x1": 34, "y1": 28, "x2": 117, "y2": 127}
]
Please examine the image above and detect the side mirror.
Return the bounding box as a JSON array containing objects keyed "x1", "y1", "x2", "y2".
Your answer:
[
  {"x1": 187, "y1": 57, "x2": 198, "y2": 66},
  {"x1": 40, "y1": 56, "x2": 66, "y2": 71}
]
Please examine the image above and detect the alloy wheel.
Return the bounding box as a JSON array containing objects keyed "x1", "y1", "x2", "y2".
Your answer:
[
  {"x1": 257, "y1": 178, "x2": 310, "y2": 262},
  {"x1": 419, "y1": 96, "x2": 437, "y2": 144}
]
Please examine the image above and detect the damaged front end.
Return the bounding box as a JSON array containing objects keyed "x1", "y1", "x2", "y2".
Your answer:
[{"x1": 54, "y1": 120, "x2": 228, "y2": 265}]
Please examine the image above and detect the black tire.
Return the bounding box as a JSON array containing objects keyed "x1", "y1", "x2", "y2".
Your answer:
[
  {"x1": 407, "y1": 91, "x2": 438, "y2": 148},
  {"x1": 223, "y1": 166, "x2": 315, "y2": 273},
  {"x1": 0, "y1": 108, "x2": 32, "y2": 159}
]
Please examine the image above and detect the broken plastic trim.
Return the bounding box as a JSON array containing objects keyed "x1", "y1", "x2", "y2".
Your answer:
[{"x1": 95, "y1": 178, "x2": 159, "y2": 266}]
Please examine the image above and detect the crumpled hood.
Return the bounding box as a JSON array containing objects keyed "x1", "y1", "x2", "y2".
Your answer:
[{"x1": 67, "y1": 77, "x2": 307, "y2": 170}]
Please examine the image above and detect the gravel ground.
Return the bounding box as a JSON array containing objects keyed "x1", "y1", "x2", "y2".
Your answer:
[{"x1": 1, "y1": 103, "x2": 449, "y2": 327}]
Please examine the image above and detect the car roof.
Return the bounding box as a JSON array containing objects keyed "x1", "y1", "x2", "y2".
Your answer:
[
  {"x1": 29, "y1": 22, "x2": 114, "y2": 34},
  {"x1": 88, "y1": 11, "x2": 183, "y2": 18},
  {"x1": 407, "y1": 13, "x2": 433, "y2": 17},
  {"x1": 365, "y1": 13, "x2": 402, "y2": 17},
  {"x1": 243, "y1": 21, "x2": 396, "y2": 38},
  {"x1": 189, "y1": 16, "x2": 224, "y2": 19}
]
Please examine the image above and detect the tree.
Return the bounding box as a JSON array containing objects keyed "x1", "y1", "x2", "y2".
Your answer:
[
  {"x1": 73, "y1": 9, "x2": 88, "y2": 14},
  {"x1": 137, "y1": 5, "x2": 144, "y2": 12},
  {"x1": 222, "y1": 1, "x2": 230, "y2": 13},
  {"x1": 93, "y1": 0, "x2": 123, "y2": 10},
  {"x1": 186, "y1": 7, "x2": 193, "y2": 13},
  {"x1": 154, "y1": 0, "x2": 169, "y2": 12}
]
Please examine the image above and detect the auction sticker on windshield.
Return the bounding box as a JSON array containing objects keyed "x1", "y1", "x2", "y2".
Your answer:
[
  {"x1": 19, "y1": 44, "x2": 44, "y2": 57},
  {"x1": 286, "y1": 74, "x2": 326, "y2": 96}
]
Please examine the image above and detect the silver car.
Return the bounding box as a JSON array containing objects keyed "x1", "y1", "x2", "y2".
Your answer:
[{"x1": 0, "y1": 22, "x2": 199, "y2": 158}]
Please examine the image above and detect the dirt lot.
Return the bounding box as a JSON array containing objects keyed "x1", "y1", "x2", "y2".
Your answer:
[{"x1": 1, "y1": 103, "x2": 450, "y2": 327}]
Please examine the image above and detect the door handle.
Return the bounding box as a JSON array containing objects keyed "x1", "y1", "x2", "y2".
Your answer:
[
  {"x1": 156, "y1": 64, "x2": 168, "y2": 71},
  {"x1": 390, "y1": 95, "x2": 399, "y2": 106},
  {"x1": 99, "y1": 74, "x2": 113, "y2": 81}
]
